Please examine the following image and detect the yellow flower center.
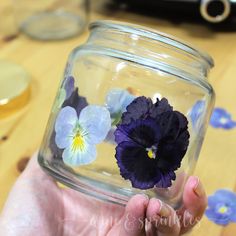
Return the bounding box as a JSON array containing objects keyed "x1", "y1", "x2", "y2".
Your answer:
[
  {"x1": 147, "y1": 150, "x2": 155, "y2": 159},
  {"x1": 218, "y1": 206, "x2": 228, "y2": 214},
  {"x1": 72, "y1": 132, "x2": 85, "y2": 152},
  {"x1": 146, "y1": 146, "x2": 157, "y2": 159}
]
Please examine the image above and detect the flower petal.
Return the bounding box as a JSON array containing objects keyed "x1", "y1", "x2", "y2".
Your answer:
[
  {"x1": 62, "y1": 142, "x2": 97, "y2": 166},
  {"x1": 210, "y1": 108, "x2": 236, "y2": 129},
  {"x1": 106, "y1": 88, "x2": 135, "y2": 114},
  {"x1": 122, "y1": 96, "x2": 153, "y2": 124},
  {"x1": 115, "y1": 140, "x2": 162, "y2": 190},
  {"x1": 79, "y1": 105, "x2": 111, "y2": 144},
  {"x1": 115, "y1": 118, "x2": 161, "y2": 146},
  {"x1": 155, "y1": 171, "x2": 176, "y2": 188},
  {"x1": 231, "y1": 212, "x2": 236, "y2": 222},
  {"x1": 62, "y1": 88, "x2": 88, "y2": 117},
  {"x1": 55, "y1": 124, "x2": 74, "y2": 149},
  {"x1": 64, "y1": 76, "x2": 75, "y2": 99},
  {"x1": 205, "y1": 208, "x2": 231, "y2": 226},
  {"x1": 55, "y1": 106, "x2": 77, "y2": 132},
  {"x1": 214, "y1": 189, "x2": 236, "y2": 202}
]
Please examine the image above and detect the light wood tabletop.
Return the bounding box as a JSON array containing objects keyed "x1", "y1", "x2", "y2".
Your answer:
[{"x1": 1, "y1": 1, "x2": 236, "y2": 235}]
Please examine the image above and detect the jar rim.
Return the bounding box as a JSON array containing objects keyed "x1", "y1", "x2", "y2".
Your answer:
[{"x1": 89, "y1": 20, "x2": 214, "y2": 68}]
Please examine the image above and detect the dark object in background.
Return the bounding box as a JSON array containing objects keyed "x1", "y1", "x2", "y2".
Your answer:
[{"x1": 114, "y1": 0, "x2": 236, "y2": 24}]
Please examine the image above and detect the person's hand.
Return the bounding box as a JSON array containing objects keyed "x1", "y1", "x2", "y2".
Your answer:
[{"x1": 0, "y1": 153, "x2": 207, "y2": 236}]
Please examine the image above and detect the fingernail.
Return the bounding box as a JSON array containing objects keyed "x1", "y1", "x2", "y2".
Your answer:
[
  {"x1": 157, "y1": 200, "x2": 170, "y2": 217},
  {"x1": 190, "y1": 176, "x2": 205, "y2": 198},
  {"x1": 141, "y1": 194, "x2": 149, "y2": 201}
]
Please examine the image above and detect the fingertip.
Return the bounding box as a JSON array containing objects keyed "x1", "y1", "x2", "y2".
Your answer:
[
  {"x1": 115, "y1": 194, "x2": 148, "y2": 236},
  {"x1": 147, "y1": 198, "x2": 180, "y2": 235},
  {"x1": 183, "y1": 176, "x2": 207, "y2": 217},
  {"x1": 126, "y1": 194, "x2": 149, "y2": 215},
  {"x1": 146, "y1": 198, "x2": 162, "y2": 220}
]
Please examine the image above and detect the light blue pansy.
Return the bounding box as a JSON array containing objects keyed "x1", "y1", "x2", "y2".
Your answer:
[
  {"x1": 55, "y1": 105, "x2": 111, "y2": 166},
  {"x1": 105, "y1": 88, "x2": 136, "y2": 125}
]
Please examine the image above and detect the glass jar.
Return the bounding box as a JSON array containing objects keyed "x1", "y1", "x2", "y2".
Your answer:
[
  {"x1": 12, "y1": 0, "x2": 89, "y2": 40},
  {"x1": 38, "y1": 21, "x2": 215, "y2": 208}
]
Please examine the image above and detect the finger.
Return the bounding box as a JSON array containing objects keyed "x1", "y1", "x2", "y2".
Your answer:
[
  {"x1": 178, "y1": 176, "x2": 207, "y2": 234},
  {"x1": 146, "y1": 198, "x2": 180, "y2": 236},
  {"x1": 109, "y1": 194, "x2": 148, "y2": 236}
]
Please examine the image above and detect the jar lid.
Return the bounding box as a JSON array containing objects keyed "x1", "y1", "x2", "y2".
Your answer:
[{"x1": 0, "y1": 60, "x2": 30, "y2": 119}]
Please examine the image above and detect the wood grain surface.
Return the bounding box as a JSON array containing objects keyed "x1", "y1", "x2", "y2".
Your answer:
[{"x1": 1, "y1": 1, "x2": 236, "y2": 235}]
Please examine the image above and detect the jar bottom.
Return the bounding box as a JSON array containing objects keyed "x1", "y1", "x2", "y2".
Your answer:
[
  {"x1": 20, "y1": 11, "x2": 86, "y2": 40},
  {"x1": 38, "y1": 154, "x2": 183, "y2": 209}
]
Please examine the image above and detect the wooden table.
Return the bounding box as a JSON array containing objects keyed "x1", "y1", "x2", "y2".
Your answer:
[{"x1": 1, "y1": 1, "x2": 236, "y2": 235}]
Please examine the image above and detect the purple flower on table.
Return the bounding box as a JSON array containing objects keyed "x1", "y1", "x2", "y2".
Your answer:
[
  {"x1": 205, "y1": 189, "x2": 236, "y2": 226},
  {"x1": 114, "y1": 96, "x2": 190, "y2": 190},
  {"x1": 55, "y1": 105, "x2": 111, "y2": 166},
  {"x1": 210, "y1": 108, "x2": 236, "y2": 130}
]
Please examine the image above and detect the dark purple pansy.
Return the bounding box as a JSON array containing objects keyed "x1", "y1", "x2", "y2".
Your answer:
[
  {"x1": 50, "y1": 76, "x2": 88, "y2": 158},
  {"x1": 205, "y1": 189, "x2": 236, "y2": 226},
  {"x1": 114, "y1": 96, "x2": 190, "y2": 190}
]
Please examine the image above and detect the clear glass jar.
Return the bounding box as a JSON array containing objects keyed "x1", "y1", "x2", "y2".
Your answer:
[
  {"x1": 38, "y1": 21, "x2": 215, "y2": 208},
  {"x1": 12, "y1": 0, "x2": 89, "y2": 40}
]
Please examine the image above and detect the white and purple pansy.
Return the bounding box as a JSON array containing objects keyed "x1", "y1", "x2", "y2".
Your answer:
[{"x1": 55, "y1": 105, "x2": 111, "y2": 166}]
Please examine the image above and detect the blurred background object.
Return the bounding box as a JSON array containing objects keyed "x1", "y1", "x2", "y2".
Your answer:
[
  {"x1": 0, "y1": 60, "x2": 30, "y2": 119},
  {"x1": 0, "y1": 60, "x2": 31, "y2": 142},
  {"x1": 111, "y1": 0, "x2": 236, "y2": 25},
  {"x1": 12, "y1": 0, "x2": 90, "y2": 40}
]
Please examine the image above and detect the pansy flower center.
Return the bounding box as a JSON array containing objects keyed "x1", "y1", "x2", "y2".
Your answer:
[
  {"x1": 146, "y1": 146, "x2": 157, "y2": 159},
  {"x1": 72, "y1": 128, "x2": 85, "y2": 152},
  {"x1": 218, "y1": 205, "x2": 228, "y2": 214}
]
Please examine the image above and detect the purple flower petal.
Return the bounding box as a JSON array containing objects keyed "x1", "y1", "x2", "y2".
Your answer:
[
  {"x1": 64, "y1": 76, "x2": 75, "y2": 99},
  {"x1": 62, "y1": 88, "x2": 88, "y2": 117},
  {"x1": 115, "y1": 140, "x2": 162, "y2": 189}
]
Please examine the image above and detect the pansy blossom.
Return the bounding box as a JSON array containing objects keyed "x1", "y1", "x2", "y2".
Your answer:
[
  {"x1": 210, "y1": 108, "x2": 236, "y2": 130},
  {"x1": 205, "y1": 189, "x2": 236, "y2": 225},
  {"x1": 50, "y1": 76, "x2": 88, "y2": 158},
  {"x1": 114, "y1": 96, "x2": 190, "y2": 190},
  {"x1": 55, "y1": 105, "x2": 111, "y2": 166}
]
